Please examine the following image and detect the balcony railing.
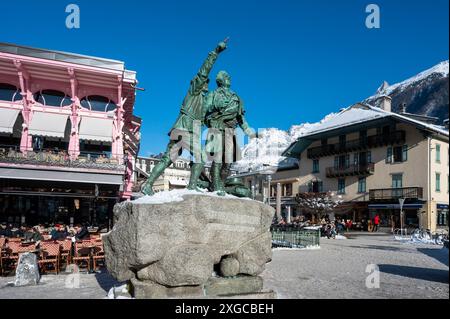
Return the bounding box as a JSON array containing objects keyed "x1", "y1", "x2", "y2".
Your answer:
[
  {"x1": 307, "y1": 130, "x2": 406, "y2": 159},
  {"x1": 369, "y1": 187, "x2": 424, "y2": 201},
  {"x1": 326, "y1": 163, "x2": 375, "y2": 178},
  {"x1": 0, "y1": 148, "x2": 125, "y2": 171}
]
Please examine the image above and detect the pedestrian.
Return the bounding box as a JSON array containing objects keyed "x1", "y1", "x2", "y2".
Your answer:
[
  {"x1": 325, "y1": 224, "x2": 332, "y2": 239},
  {"x1": 374, "y1": 214, "x2": 380, "y2": 232},
  {"x1": 346, "y1": 219, "x2": 353, "y2": 232}
]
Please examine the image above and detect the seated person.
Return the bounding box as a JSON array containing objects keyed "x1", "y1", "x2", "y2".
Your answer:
[
  {"x1": 14, "y1": 224, "x2": 27, "y2": 238},
  {"x1": 0, "y1": 222, "x2": 13, "y2": 238},
  {"x1": 24, "y1": 226, "x2": 43, "y2": 242},
  {"x1": 50, "y1": 224, "x2": 69, "y2": 240},
  {"x1": 74, "y1": 224, "x2": 89, "y2": 241}
]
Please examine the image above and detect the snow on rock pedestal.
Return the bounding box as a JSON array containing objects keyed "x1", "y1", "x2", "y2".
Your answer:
[
  {"x1": 14, "y1": 253, "x2": 40, "y2": 287},
  {"x1": 103, "y1": 190, "x2": 276, "y2": 299}
]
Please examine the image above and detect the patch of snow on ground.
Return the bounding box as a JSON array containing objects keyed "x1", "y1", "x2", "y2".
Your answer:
[
  {"x1": 106, "y1": 284, "x2": 132, "y2": 299},
  {"x1": 133, "y1": 188, "x2": 246, "y2": 204},
  {"x1": 334, "y1": 235, "x2": 347, "y2": 240},
  {"x1": 394, "y1": 235, "x2": 444, "y2": 245},
  {"x1": 303, "y1": 226, "x2": 322, "y2": 230},
  {"x1": 273, "y1": 245, "x2": 321, "y2": 251}
]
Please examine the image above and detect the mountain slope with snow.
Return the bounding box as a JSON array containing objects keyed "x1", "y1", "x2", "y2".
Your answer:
[
  {"x1": 234, "y1": 114, "x2": 337, "y2": 173},
  {"x1": 365, "y1": 60, "x2": 449, "y2": 120}
]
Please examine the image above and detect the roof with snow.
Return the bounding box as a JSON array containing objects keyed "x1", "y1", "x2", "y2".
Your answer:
[{"x1": 283, "y1": 103, "x2": 449, "y2": 158}]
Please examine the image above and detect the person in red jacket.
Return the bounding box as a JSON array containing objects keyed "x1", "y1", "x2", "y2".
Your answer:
[{"x1": 374, "y1": 214, "x2": 380, "y2": 232}]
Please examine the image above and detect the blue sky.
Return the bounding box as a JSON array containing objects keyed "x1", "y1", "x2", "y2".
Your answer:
[{"x1": 1, "y1": 0, "x2": 448, "y2": 156}]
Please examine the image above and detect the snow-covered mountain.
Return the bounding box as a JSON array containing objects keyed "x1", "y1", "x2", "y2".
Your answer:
[
  {"x1": 365, "y1": 60, "x2": 449, "y2": 120},
  {"x1": 234, "y1": 60, "x2": 449, "y2": 173},
  {"x1": 234, "y1": 114, "x2": 337, "y2": 173}
]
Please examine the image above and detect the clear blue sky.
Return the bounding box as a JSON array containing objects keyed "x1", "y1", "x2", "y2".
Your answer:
[{"x1": 1, "y1": 0, "x2": 448, "y2": 156}]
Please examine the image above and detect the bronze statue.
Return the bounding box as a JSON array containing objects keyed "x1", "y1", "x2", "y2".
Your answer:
[
  {"x1": 204, "y1": 70, "x2": 255, "y2": 196},
  {"x1": 141, "y1": 40, "x2": 227, "y2": 196}
]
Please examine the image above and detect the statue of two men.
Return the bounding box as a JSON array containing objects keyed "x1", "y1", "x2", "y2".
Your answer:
[{"x1": 141, "y1": 40, "x2": 254, "y2": 196}]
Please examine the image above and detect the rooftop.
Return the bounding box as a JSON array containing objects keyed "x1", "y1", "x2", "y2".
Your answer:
[
  {"x1": 283, "y1": 103, "x2": 449, "y2": 158},
  {"x1": 0, "y1": 42, "x2": 136, "y2": 81},
  {"x1": 301, "y1": 104, "x2": 448, "y2": 139}
]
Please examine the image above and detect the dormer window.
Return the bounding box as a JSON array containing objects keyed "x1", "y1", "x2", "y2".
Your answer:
[
  {"x1": 80, "y1": 95, "x2": 117, "y2": 112},
  {"x1": 34, "y1": 90, "x2": 72, "y2": 107}
]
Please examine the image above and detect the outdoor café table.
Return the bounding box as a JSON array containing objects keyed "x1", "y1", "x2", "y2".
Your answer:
[
  {"x1": 21, "y1": 240, "x2": 36, "y2": 246},
  {"x1": 29, "y1": 248, "x2": 42, "y2": 256}
]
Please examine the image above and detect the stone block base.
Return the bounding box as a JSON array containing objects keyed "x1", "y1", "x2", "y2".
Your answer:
[
  {"x1": 130, "y1": 275, "x2": 273, "y2": 299},
  {"x1": 204, "y1": 276, "x2": 263, "y2": 296},
  {"x1": 130, "y1": 278, "x2": 204, "y2": 299}
]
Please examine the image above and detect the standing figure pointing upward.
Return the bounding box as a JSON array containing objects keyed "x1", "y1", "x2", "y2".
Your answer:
[{"x1": 141, "y1": 41, "x2": 227, "y2": 196}]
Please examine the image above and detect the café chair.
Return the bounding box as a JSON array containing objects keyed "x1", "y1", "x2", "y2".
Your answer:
[{"x1": 38, "y1": 242, "x2": 60, "y2": 275}]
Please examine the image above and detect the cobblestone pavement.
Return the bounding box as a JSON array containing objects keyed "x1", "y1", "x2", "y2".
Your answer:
[
  {"x1": 0, "y1": 232, "x2": 448, "y2": 299},
  {"x1": 262, "y1": 232, "x2": 449, "y2": 299}
]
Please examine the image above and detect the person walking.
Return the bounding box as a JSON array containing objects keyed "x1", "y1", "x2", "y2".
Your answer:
[{"x1": 374, "y1": 214, "x2": 380, "y2": 232}]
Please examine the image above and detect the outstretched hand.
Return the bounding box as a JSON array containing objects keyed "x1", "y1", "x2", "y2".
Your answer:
[{"x1": 215, "y1": 38, "x2": 228, "y2": 53}]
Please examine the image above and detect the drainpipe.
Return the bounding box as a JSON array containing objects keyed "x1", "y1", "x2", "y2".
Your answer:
[{"x1": 427, "y1": 137, "x2": 431, "y2": 230}]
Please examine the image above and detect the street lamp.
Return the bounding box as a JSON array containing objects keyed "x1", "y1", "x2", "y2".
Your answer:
[
  {"x1": 399, "y1": 198, "x2": 406, "y2": 236},
  {"x1": 260, "y1": 164, "x2": 278, "y2": 205}
]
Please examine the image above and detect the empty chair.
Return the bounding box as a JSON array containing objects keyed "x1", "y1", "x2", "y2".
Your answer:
[
  {"x1": 38, "y1": 242, "x2": 60, "y2": 275},
  {"x1": 92, "y1": 240, "x2": 105, "y2": 271},
  {"x1": 72, "y1": 241, "x2": 91, "y2": 272},
  {"x1": 58, "y1": 240, "x2": 72, "y2": 270}
]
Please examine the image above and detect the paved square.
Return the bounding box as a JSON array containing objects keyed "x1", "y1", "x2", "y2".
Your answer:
[
  {"x1": 0, "y1": 232, "x2": 447, "y2": 299},
  {"x1": 262, "y1": 232, "x2": 449, "y2": 299}
]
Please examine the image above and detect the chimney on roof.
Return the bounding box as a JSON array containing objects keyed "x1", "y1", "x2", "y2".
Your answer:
[
  {"x1": 379, "y1": 95, "x2": 392, "y2": 113},
  {"x1": 399, "y1": 103, "x2": 407, "y2": 114}
]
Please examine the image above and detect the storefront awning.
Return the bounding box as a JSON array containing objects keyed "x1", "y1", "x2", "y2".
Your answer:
[
  {"x1": 0, "y1": 167, "x2": 123, "y2": 185},
  {"x1": 29, "y1": 112, "x2": 69, "y2": 138},
  {"x1": 79, "y1": 116, "x2": 113, "y2": 142},
  {"x1": 368, "y1": 203, "x2": 424, "y2": 210},
  {"x1": 0, "y1": 108, "x2": 20, "y2": 134}
]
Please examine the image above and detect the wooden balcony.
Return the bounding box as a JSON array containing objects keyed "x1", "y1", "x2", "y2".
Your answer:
[
  {"x1": 307, "y1": 130, "x2": 406, "y2": 159},
  {"x1": 0, "y1": 148, "x2": 125, "y2": 172},
  {"x1": 369, "y1": 187, "x2": 424, "y2": 201},
  {"x1": 326, "y1": 163, "x2": 375, "y2": 178}
]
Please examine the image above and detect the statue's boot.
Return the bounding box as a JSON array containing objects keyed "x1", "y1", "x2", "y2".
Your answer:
[
  {"x1": 211, "y1": 162, "x2": 226, "y2": 196},
  {"x1": 187, "y1": 163, "x2": 204, "y2": 192},
  {"x1": 141, "y1": 160, "x2": 170, "y2": 196}
]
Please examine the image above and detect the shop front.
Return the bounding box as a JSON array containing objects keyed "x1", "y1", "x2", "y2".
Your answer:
[
  {"x1": 0, "y1": 168, "x2": 123, "y2": 231},
  {"x1": 437, "y1": 203, "x2": 449, "y2": 230},
  {"x1": 368, "y1": 202, "x2": 424, "y2": 230}
]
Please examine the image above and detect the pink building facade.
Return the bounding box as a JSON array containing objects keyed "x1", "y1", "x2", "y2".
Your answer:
[{"x1": 0, "y1": 43, "x2": 141, "y2": 229}]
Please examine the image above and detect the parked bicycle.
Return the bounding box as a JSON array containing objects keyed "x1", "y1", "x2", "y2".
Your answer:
[{"x1": 410, "y1": 228, "x2": 448, "y2": 245}]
